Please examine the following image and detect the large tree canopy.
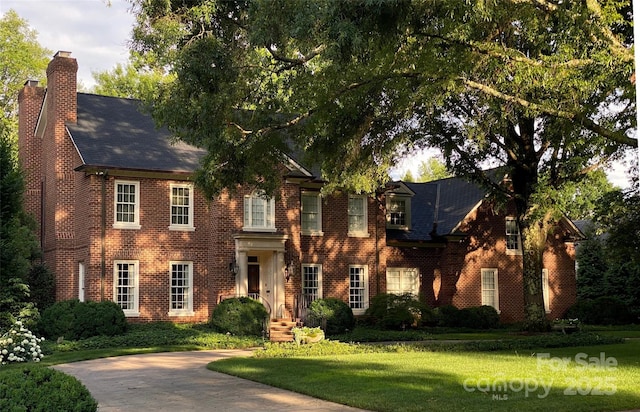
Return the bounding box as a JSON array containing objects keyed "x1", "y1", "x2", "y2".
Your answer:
[{"x1": 130, "y1": 0, "x2": 635, "y2": 329}]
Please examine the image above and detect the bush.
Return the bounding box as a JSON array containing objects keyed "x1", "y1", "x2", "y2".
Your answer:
[
  {"x1": 0, "y1": 365, "x2": 97, "y2": 411},
  {"x1": 365, "y1": 293, "x2": 433, "y2": 330},
  {"x1": 211, "y1": 297, "x2": 268, "y2": 337},
  {"x1": 307, "y1": 298, "x2": 355, "y2": 335},
  {"x1": 39, "y1": 300, "x2": 127, "y2": 340},
  {"x1": 0, "y1": 320, "x2": 44, "y2": 364},
  {"x1": 434, "y1": 305, "x2": 500, "y2": 329},
  {"x1": 565, "y1": 297, "x2": 636, "y2": 325},
  {"x1": 26, "y1": 263, "x2": 56, "y2": 311}
]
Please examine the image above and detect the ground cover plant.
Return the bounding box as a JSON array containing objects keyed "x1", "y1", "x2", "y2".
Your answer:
[{"x1": 209, "y1": 339, "x2": 640, "y2": 412}]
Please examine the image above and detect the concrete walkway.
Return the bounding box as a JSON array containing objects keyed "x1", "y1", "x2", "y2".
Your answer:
[{"x1": 54, "y1": 350, "x2": 367, "y2": 412}]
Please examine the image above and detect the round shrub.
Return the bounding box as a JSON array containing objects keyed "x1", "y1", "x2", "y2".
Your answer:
[
  {"x1": 434, "y1": 304, "x2": 462, "y2": 327},
  {"x1": 39, "y1": 299, "x2": 81, "y2": 340},
  {"x1": 211, "y1": 297, "x2": 269, "y2": 336},
  {"x1": 365, "y1": 293, "x2": 433, "y2": 330},
  {"x1": 72, "y1": 301, "x2": 127, "y2": 340},
  {"x1": 458, "y1": 305, "x2": 501, "y2": 329},
  {"x1": 565, "y1": 297, "x2": 636, "y2": 325},
  {"x1": 307, "y1": 298, "x2": 355, "y2": 335},
  {"x1": 0, "y1": 365, "x2": 97, "y2": 412},
  {"x1": 39, "y1": 299, "x2": 127, "y2": 340}
]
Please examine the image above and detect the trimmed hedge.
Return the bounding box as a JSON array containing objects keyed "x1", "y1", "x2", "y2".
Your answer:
[
  {"x1": 210, "y1": 297, "x2": 268, "y2": 336},
  {"x1": 365, "y1": 293, "x2": 434, "y2": 330},
  {"x1": 0, "y1": 365, "x2": 97, "y2": 411},
  {"x1": 565, "y1": 297, "x2": 637, "y2": 325},
  {"x1": 307, "y1": 298, "x2": 355, "y2": 335},
  {"x1": 39, "y1": 299, "x2": 127, "y2": 340},
  {"x1": 434, "y1": 305, "x2": 500, "y2": 329}
]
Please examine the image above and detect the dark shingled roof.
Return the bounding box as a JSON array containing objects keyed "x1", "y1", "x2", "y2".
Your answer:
[
  {"x1": 69, "y1": 93, "x2": 207, "y2": 173},
  {"x1": 386, "y1": 177, "x2": 487, "y2": 243}
]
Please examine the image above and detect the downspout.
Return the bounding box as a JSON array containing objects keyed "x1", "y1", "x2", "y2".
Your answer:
[{"x1": 99, "y1": 170, "x2": 108, "y2": 301}]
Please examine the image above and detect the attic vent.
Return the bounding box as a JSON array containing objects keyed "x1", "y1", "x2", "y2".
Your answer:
[
  {"x1": 54, "y1": 50, "x2": 72, "y2": 58},
  {"x1": 24, "y1": 80, "x2": 39, "y2": 87}
]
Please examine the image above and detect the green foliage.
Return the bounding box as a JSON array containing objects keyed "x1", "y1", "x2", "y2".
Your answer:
[
  {"x1": 39, "y1": 300, "x2": 127, "y2": 340},
  {"x1": 44, "y1": 322, "x2": 261, "y2": 354},
  {"x1": 210, "y1": 297, "x2": 268, "y2": 337},
  {"x1": 433, "y1": 305, "x2": 500, "y2": 329},
  {"x1": 0, "y1": 365, "x2": 97, "y2": 412},
  {"x1": 92, "y1": 63, "x2": 174, "y2": 100},
  {"x1": 565, "y1": 297, "x2": 636, "y2": 325},
  {"x1": 365, "y1": 293, "x2": 434, "y2": 330},
  {"x1": 25, "y1": 264, "x2": 56, "y2": 311},
  {"x1": 307, "y1": 297, "x2": 355, "y2": 335}
]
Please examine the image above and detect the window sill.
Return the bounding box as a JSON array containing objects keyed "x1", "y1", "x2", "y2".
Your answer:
[
  {"x1": 168, "y1": 225, "x2": 195, "y2": 232},
  {"x1": 386, "y1": 225, "x2": 410, "y2": 231},
  {"x1": 301, "y1": 230, "x2": 324, "y2": 236},
  {"x1": 123, "y1": 311, "x2": 140, "y2": 317},
  {"x1": 113, "y1": 223, "x2": 141, "y2": 230},
  {"x1": 348, "y1": 232, "x2": 370, "y2": 238},
  {"x1": 168, "y1": 311, "x2": 195, "y2": 317},
  {"x1": 506, "y1": 249, "x2": 523, "y2": 256},
  {"x1": 242, "y1": 227, "x2": 277, "y2": 233}
]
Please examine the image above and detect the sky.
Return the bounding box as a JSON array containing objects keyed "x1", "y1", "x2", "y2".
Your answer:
[{"x1": 2, "y1": 0, "x2": 637, "y2": 187}]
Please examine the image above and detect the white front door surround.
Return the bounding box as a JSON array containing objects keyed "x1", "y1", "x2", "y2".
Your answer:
[{"x1": 234, "y1": 233, "x2": 288, "y2": 318}]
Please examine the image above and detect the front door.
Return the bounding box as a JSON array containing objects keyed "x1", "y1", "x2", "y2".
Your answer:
[{"x1": 248, "y1": 264, "x2": 260, "y2": 296}]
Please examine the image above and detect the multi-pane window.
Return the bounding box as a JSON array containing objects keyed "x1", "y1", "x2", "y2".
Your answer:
[
  {"x1": 244, "y1": 191, "x2": 275, "y2": 231},
  {"x1": 301, "y1": 192, "x2": 322, "y2": 234},
  {"x1": 348, "y1": 195, "x2": 368, "y2": 236},
  {"x1": 481, "y1": 268, "x2": 499, "y2": 312},
  {"x1": 114, "y1": 260, "x2": 139, "y2": 316},
  {"x1": 386, "y1": 195, "x2": 410, "y2": 229},
  {"x1": 386, "y1": 268, "x2": 419, "y2": 296},
  {"x1": 505, "y1": 217, "x2": 521, "y2": 254},
  {"x1": 170, "y1": 262, "x2": 193, "y2": 315},
  {"x1": 302, "y1": 264, "x2": 322, "y2": 302},
  {"x1": 349, "y1": 265, "x2": 368, "y2": 314},
  {"x1": 542, "y1": 268, "x2": 550, "y2": 313},
  {"x1": 170, "y1": 184, "x2": 194, "y2": 230},
  {"x1": 114, "y1": 180, "x2": 140, "y2": 228}
]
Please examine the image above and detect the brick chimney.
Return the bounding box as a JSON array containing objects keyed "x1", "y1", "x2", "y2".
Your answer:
[{"x1": 18, "y1": 80, "x2": 46, "y2": 242}]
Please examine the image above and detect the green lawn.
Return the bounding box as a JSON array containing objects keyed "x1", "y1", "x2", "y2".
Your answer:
[{"x1": 208, "y1": 341, "x2": 640, "y2": 412}]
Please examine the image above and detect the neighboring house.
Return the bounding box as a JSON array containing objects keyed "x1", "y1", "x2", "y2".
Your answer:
[{"x1": 18, "y1": 51, "x2": 582, "y2": 326}]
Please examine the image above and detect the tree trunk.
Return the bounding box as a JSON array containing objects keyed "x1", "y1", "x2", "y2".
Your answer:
[{"x1": 520, "y1": 215, "x2": 550, "y2": 331}]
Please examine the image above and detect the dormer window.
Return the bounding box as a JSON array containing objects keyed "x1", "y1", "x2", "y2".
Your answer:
[{"x1": 386, "y1": 195, "x2": 411, "y2": 229}]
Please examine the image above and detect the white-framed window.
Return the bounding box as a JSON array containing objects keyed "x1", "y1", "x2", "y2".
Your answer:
[
  {"x1": 542, "y1": 268, "x2": 550, "y2": 313},
  {"x1": 169, "y1": 183, "x2": 194, "y2": 231},
  {"x1": 113, "y1": 180, "x2": 141, "y2": 229},
  {"x1": 349, "y1": 265, "x2": 369, "y2": 315},
  {"x1": 301, "y1": 192, "x2": 323, "y2": 235},
  {"x1": 505, "y1": 217, "x2": 522, "y2": 255},
  {"x1": 348, "y1": 195, "x2": 368, "y2": 236},
  {"x1": 481, "y1": 268, "x2": 499, "y2": 312},
  {"x1": 78, "y1": 262, "x2": 85, "y2": 302},
  {"x1": 302, "y1": 264, "x2": 323, "y2": 302},
  {"x1": 243, "y1": 191, "x2": 276, "y2": 231},
  {"x1": 169, "y1": 261, "x2": 194, "y2": 316},
  {"x1": 386, "y1": 195, "x2": 411, "y2": 229},
  {"x1": 114, "y1": 260, "x2": 139, "y2": 317},
  {"x1": 386, "y1": 268, "x2": 419, "y2": 296}
]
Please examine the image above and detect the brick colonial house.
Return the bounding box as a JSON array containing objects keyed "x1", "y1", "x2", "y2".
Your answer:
[{"x1": 18, "y1": 51, "x2": 582, "y2": 328}]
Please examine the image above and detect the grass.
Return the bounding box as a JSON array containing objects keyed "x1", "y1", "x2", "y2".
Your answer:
[{"x1": 209, "y1": 340, "x2": 640, "y2": 412}]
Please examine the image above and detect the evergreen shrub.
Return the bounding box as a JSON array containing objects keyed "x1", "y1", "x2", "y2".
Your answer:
[
  {"x1": 210, "y1": 297, "x2": 268, "y2": 337},
  {"x1": 307, "y1": 297, "x2": 355, "y2": 335}
]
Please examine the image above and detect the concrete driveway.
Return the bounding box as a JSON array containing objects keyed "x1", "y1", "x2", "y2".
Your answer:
[{"x1": 54, "y1": 350, "x2": 367, "y2": 412}]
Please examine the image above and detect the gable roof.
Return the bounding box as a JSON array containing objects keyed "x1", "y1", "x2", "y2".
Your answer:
[
  {"x1": 386, "y1": 176, "x2": 486, "y2": 244},
  {"x1": 69, "y1": 93, "x2": 207, "y2": 174}
]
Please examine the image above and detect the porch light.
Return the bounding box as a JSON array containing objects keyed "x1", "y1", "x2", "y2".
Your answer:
[
  {"x1": 229, "y1": 259, "x2": 239, "y2": 278},
  {"x1": 284, "y1": 260, "x2": 295, "y2": 283}
]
